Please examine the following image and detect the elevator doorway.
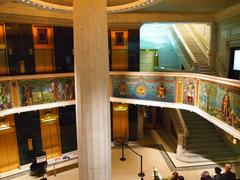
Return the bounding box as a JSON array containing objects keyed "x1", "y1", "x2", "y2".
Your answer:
[
  {"x1": 40, "y1": 108, "x2": 61, "y2": 159},
  {"x1": 112, "y1": 103, "x2": 129, "y2": 141},
  {"x1": 0, "y1": 115, "x2": 19, "y2": 173},
  {"x1": 143, "y1": 106, "x2": 156, "y2": 129}
]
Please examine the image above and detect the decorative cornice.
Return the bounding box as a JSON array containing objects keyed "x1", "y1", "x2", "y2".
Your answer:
[
  {"x1": 16, "y1": 0, "x2": 162, "y2": 13},
  {"x1": 214, "y1": 3, "x2": 240, "y2": 22}
]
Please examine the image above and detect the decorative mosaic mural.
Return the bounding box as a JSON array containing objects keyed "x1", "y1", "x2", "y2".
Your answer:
[
  {"x1": 112, "y1": 75, "x2": 176, "y2": 103},
  {"x1": 0, "y1": 81, "x2": 12, "y2": 110},
  {"x1": 111, "y1": 74, "x2": 240, "y2": 132},
  {"x1": 182, "y1": 78, "x2": 196, "y2": 106},
  {"x1": 199, "y1": 80, "x2": 240, "y2": 130},
  {"x1": 18, "y1": 77, "x2": 75, "y2": 106}
]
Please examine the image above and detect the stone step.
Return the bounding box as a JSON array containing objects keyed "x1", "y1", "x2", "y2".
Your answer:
[
  {"x1": 186, "y1": 142, "x2": 226, "y2": 149},
  {"x1": 185, "y1": 119, "x2": 211, "y2": 124},
  {"x1": 188, "y1": 133, "x2": 219, "y2": 139},
  {"x1": 187, "y1": 128, "x2": 216, "y2": 133},
  {"x1": 181, "y1": 151, "x2": 237, "y2": 160},
  {"x1": 187, "y1": 149, "x2": 235, "y2": 156},
  {"x1": 180, "y1": 108, "x2": 237, "y2": 162},
  {"x1": 187, "y1": 135, "x2": 220, "y2": 142}
]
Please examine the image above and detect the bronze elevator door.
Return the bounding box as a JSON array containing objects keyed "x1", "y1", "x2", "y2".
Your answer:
[
  {"x1": 0, "y1": 124, "x2": 19, "y2": 173},
  {"x1": 112, "y1": 103, "x2": 129, "y2": 141},
  {"x1": 41, "y1": 120, "x2": 61, "y2": 159}
]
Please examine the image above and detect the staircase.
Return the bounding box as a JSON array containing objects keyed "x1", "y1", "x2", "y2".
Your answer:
[
  {"x1": 175, "y1": 24, "x2": 216, "y2": 75},
  {"x1": 179, "y1": 110, "x2": 239, "y2": 163},
  {"x1": 168, "y1": 28, "x2": 192, "y2": 71}
]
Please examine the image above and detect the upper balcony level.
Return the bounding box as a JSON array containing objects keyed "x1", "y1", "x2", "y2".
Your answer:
[{"x1": 0, "y1": 71, "x2": 240, "y2": 140}]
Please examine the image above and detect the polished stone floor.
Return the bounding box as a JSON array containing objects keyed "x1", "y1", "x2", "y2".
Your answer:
[{"x1": 9, "y1": 130, "x2": 237, "y2": 180}]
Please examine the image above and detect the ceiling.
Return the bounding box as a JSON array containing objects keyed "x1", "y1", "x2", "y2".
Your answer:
[
  {"x1": 140, "y1": 0, "x2": 240, "y2": 13},
  {"x1": 40, "y1": 0, "x2": 138, "y2": 7},
  {"x1": 42, "y1": 0, "x2": 72, "y2": 6},
  {"x1": 33, "y1": 0, "x2": 240, "y2": 13}
]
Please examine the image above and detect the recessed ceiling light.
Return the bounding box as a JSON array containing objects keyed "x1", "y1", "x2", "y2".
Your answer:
[{"x1": 17, "y1": 0, "x2": 162, "y2": 13}]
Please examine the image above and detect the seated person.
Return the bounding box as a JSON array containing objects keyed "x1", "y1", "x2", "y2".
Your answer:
[{"x1": 30, "y1": 150, "x2": 47, "y2": 177}]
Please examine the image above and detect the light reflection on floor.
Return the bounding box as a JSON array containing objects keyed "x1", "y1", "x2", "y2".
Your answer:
[{"x1": 11, "y1": 130, "x2": 225, "y2": 180}]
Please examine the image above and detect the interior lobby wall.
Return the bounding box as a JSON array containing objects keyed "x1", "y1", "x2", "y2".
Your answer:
[
  {"x1": 216, "y1": 15, "x2": 240, "y2": 77},
  {"x1": 190, "y1": 23, "x2": 211, "y2": 47}
]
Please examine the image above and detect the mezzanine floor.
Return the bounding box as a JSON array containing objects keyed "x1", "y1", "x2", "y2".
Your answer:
[{"x1": 7, "y1": 130, "x2": 239, "y2": 180}]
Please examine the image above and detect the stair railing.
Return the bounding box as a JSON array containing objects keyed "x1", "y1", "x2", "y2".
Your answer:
[
  {"x1": 167, "y1": 28, "x2": 192, "y2": 71},
  {"x1": 160, "y1": 108, "x2": 188, "y2": 157},
  {"x1": 176, "y1": 109, "x2": 188, "y2": 155},
  {"x1": 172, "y1": 24, "x2": 198, "y2": 73},
  {"x1": 185, "y1": 24, "x2": 209, "y2": 61}
]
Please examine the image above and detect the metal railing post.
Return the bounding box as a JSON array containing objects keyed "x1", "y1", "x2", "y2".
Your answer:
[
  {"x1": 120, "y1": 142, "x2": 126, "y2": 161},
  {"x1": 53, "y1": 163, "x2": 56, "y2": 176},
  {"x1": 138, "y1": 155, "x2": 145, "y2": 178}
]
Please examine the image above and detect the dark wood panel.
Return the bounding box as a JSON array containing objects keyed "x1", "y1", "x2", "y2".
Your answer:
[
  {"x1": 54, "y1": 27, "x2": 74, "y2": 72},
  {"x1": 128, "y1": 30, "x2": 140, "y2": 71},
  {"x1": 5, "y1": 23, "x2": 20, "y2": 75},
  {"x1": 5, "y1": 23, "x2": 35, "y2": 75},
  {"x1": 128, "y1": 104, "x2": 138, "y2": 141},
  {"x1": 58, "y1": 105, "x2": 77, "y2": 153},
  {"x1": 19, "y1": 24, "x2": 35, "y2": 74},
  {"x1": 15, "y1": 111, "x2": 42, "y2": 165}
]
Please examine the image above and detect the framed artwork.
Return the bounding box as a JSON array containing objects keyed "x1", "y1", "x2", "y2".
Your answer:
[
  {"x1": 32, "y1": 26, "x2": 53, "y2": 49},
  {"x1": 111, "y1": 30, "x2": 128, "y2": 49},
  {"x1": 115, "y1": 32, "x2": 124, "y2": 46},
  {"x1": 37, "y1": 28, "x2": 48, "y2": 44}
]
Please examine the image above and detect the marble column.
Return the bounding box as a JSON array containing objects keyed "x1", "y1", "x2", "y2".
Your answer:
[{"x1": 73, "y1": 0, "x2": 111, "y2": 180}]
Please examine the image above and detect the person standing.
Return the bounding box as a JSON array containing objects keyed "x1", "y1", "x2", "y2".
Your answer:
[
  {"x1": 171, "y1": 172, "x2": 179, "y2": 180},
  {"x1": 222, "y1": 164, "x2": 236, "y2": 180},
  {"x1": 200, "y1": 171, "x2": 212, "y2": 180},
  {"x1": 213, "y1": 167, "x2": 224, "y2": 180}
]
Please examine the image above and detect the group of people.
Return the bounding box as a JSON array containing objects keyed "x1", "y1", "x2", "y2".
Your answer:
[
  {"x1": 153, "y1": 164, "x2": 237, "y2": 180},
  {"x1": 201, "y1": 164, "x2": 236, "y2": 180},
  {"x1": 170, "y1": 171, "x2": 184, "y2": 180},
  {"x1": 153, "y1": 167, "x2": 184, "y2": 180}
]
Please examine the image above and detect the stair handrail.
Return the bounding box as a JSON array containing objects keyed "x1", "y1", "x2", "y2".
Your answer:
[
  {"x1": 176, "y1": 109, "x2": 188, "y2": 147},
  {"x1": 173, "y1": 109, "x2": 189, "y2": 157},
  {"x1": 172, "y1": 24, "x2": 198, "y2": 72},
  {"x1": 184, "y1": 24, "x2": 209, "y2": 61},
  {"x1": 163, "y1": 108, "x2": 188, "y2": 155},
  {"x1": 167, "y1": 28, "x2": 192, "y2": 71}
]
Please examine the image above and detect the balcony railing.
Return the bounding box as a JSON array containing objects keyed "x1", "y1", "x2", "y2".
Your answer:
[
  {"x1": 110, "y1": 71, "x2": 240, "y2": 139},
  {"x1": 0, "y1": 73, "x2": 75, "y2": 116},
  {"x1": 1, "y1": 71, "x2": 240, "y2": 139}
]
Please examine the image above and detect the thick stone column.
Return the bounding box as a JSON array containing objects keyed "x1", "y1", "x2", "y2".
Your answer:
[{"x1": 73, "y1": 1, "x2": 111, "y2": 180}]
